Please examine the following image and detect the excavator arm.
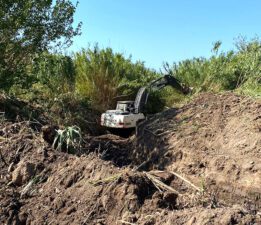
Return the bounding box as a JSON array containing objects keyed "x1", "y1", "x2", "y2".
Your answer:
[{"x1": 133, "y1": 75, "x2": 189, "y2": 114}]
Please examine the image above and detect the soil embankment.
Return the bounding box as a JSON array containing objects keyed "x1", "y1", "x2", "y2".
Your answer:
[{"x1": 0, "y1": 93, "x2": 260, "y2": 225}]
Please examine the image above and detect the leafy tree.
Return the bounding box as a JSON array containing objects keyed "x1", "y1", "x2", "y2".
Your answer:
[
  {"x1": 31, "y1": 52, "x2": 75, "y2": 97},
  {"x1": 0, "y1": 0, "x2": 81, "y2": 91}
]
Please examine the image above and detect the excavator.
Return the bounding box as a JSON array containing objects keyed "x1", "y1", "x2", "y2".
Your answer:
[{"x1": 100, "y1": 74, "x2": 189, "y2": 129}]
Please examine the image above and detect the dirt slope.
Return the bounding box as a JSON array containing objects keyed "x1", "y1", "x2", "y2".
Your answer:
[
  {"x1": 135, "y1": 93, "x2": 261, "y2": 209},
  {"x1": 0, "y1": 93, "x2": 260, "y2": 225}
]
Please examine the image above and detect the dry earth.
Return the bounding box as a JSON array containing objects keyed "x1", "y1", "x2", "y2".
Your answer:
[{"x1": 0, "y1": 93, "x2": 260, "y2": 225}]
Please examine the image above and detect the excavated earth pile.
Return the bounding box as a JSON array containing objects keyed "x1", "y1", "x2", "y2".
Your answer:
[
  {"x1": 135, "y1": 93, "x2": 261, "y2": 219},
  {"x1": 0, "y1": 92, "x2": 260, "y2": 225}
]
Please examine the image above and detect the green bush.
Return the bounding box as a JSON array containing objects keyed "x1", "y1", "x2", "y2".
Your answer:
[
  {"x1": 74, "y1": 45, "x2": 160, "y2": 112},
  {"x1": 170, "y1": 38, "x2": 261, "y2": 97}
]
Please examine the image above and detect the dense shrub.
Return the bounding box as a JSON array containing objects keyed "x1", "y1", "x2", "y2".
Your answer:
[
  {"x1": 74, "y1": 45, "x2": 161, "y2": 111},
  {"x1": 172, "y1": 38, "x2": 261, "y2": 97}
]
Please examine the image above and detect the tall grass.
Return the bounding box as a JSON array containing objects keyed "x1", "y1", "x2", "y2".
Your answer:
[{"x1": 74, "y1": 45, "x2": 159, "y2": 111}]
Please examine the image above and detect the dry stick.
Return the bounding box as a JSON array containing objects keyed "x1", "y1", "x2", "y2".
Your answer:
[
  {"x1": 145, "y1": 174, "x2": 163, "y2": 193},
  {"x1": 155, "y1": 170, "x2": 202, "y2": 192},
  {"x1": 20, "y1": 179, "x2": 34, "y2": 197},
  {"x1": 0, "y1": 136, "x2": 5, "y2": 142},
  {"x1": 144, "y1": 128, "x2": 157, "y2": 136},
  {"x1": 157, "y1": 130, "x2": 173, "y2": 136},
  {"x1": 135, "y1": 160, "x2": 150, "y2": 171},
  {"x1": 144, "y1": 172, "x2": 180, "y2": 195}
]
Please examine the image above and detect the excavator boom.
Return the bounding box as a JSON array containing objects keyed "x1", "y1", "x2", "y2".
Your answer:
[{"x1": 134, "y1": 75, "x2": 189, "y2": 114}]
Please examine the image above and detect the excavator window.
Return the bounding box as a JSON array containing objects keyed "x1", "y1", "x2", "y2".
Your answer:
[{"x1": 116, "y1": 101, "x2": 134, "y2": 112}]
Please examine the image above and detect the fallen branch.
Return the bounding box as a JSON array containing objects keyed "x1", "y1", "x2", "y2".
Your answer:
[
  {"x1": 154, "y1": 170, "x2": 202, "y2": 192},
  {"x1": 144, "y1": 172, "x2": 180, "y2": 195},
  {"x1": 169, "y1": 171, "x2": 202, "y2": 192}
]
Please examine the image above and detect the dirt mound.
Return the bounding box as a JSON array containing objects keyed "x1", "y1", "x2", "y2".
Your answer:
[
  {"x1": 0, "y1": 93, "x2": 102, "y2": 135},
  {"x1": 0, "y1": 92, "x2": 260, "y2": 225},
  {"x1": 135, "y1": 93, "x2": 261, "y2": 211}
]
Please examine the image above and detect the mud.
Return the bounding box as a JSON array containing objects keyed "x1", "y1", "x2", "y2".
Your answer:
[{"x1": 0, "y1": 92, "x2": 260, "y2": 225}]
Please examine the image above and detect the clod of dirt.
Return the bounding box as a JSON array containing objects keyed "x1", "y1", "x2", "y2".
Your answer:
[
  {"x1": 41, "y1": 125, "x2": 59, "y2": 144},
  {"x1": 12, "y1": 161, "x2": 36, "y2": 186}
]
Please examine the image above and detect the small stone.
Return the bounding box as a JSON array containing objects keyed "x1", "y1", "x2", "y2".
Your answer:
[{"x1": 55, "y1": 187, "x2": 60, "y2": 193}]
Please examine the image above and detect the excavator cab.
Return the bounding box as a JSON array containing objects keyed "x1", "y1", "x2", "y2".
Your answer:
[{"x1": 116, "y1": 101, "x2": 134, "y2": 113}]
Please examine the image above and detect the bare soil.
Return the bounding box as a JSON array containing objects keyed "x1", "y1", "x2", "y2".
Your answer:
[{"x1": 0, "y1": 92, "x2": 260, "y2": 225}]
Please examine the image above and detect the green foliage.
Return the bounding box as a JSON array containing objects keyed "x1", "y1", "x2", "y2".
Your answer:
[
  {"x1": 0, "y1": 0, "x2": 81, "y2": 90},
  {"x1": 52, "y1": 126, "x2": 82, "y2": 154},
  {"x1": 74, "y1": 45, "x2": 160, "y2": 111},
  {"x1": 30, "y1": 52, "x2": 75, "y2": 100},
  {"x1": 7, "y1": 52, "x2": 78, "y2": 122},
  {"x1": 171, "y1": 38, "x2": 261, "y2": 97}
]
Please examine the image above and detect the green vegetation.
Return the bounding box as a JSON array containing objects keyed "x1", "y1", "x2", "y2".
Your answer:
[
  {"x1": 172, "y1": 38, "x2": 261, "y2": 97},
  {"x1": 52, "y1": 126, "x2": 82, "y2": 154},
  {"x1": 0, "y1": 0, "x2": 81, "y2": 91},
  {"x1": 74, "y1": 45, "x2": 159, "y2": 111},
  {"x1": 0, "y1": 1, "x2": 260, "y2": 130}
]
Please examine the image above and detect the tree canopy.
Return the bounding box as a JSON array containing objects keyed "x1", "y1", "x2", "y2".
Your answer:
[{"x1": 0, "y1": 0, "x2": 81, "y2": 90}]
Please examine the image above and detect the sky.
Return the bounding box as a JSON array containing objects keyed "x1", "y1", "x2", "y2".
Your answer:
[{"x1": 69, "y1": 0, "x2": 261, "y2": 70}]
